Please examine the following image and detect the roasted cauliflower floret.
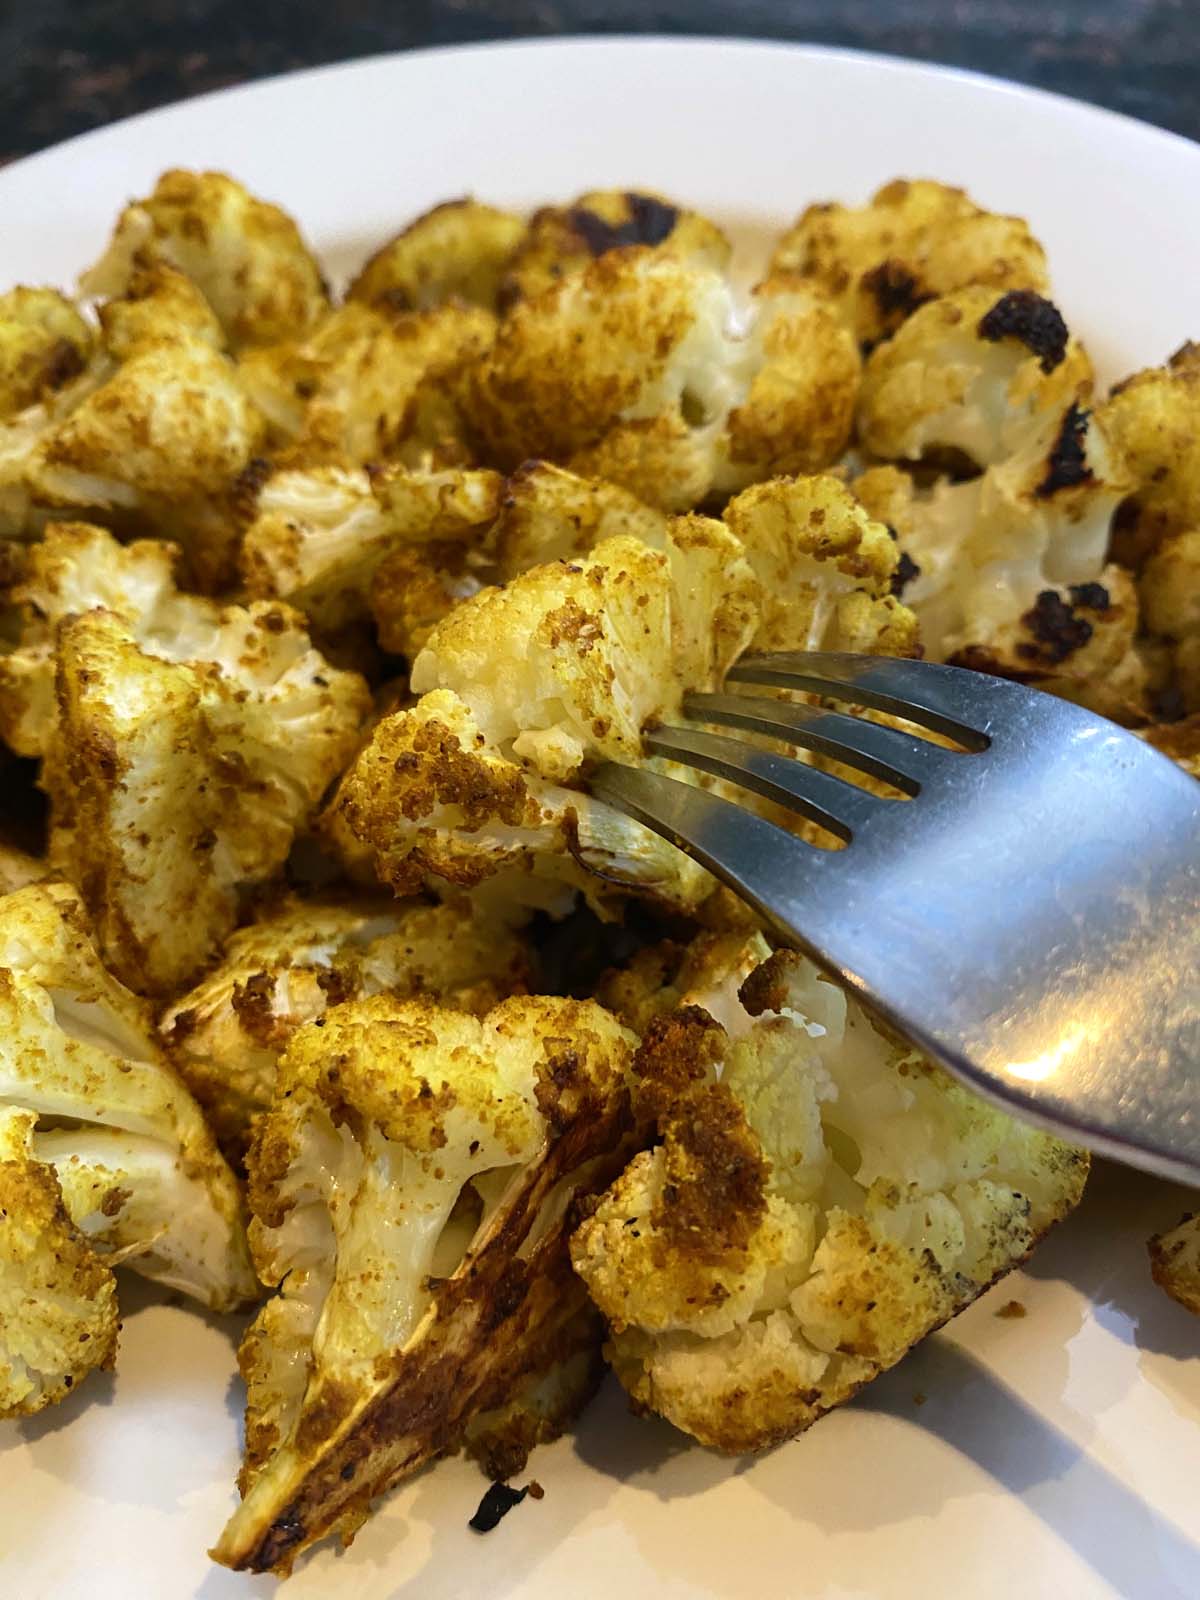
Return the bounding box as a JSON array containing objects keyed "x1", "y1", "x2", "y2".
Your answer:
[
  {"x1": 723, "y1": 475, "x2": 919, "y2": 656},
  {"x1": 0, "y1": 1103, "x2": 119, "y2": 1418},
  {"x1": 97, "y1": 259, "x2": 225, "y2": 358},
  {"x1": 771, "y1": 178, "x2": 1048, "y2": 347},
  {"x1": 1139, "y1": 530, "x2": 1200, "y2": 713},
  {"x1": 572, "y1": 948, "x2": 1088, "y2": 1452},
  {"x1": 493, "y1": 460, "x2": 669, "y2": 579},
  {"x1": 1098, "y1": 341, "x2": 1200, "y2": 563},
  {"x1": 1141, "y1": 713, "x2": 1200, "y2": 778},
  {"x1": 0, "y1": 523, "x2": 369, "y2": 992},
  {"x1": 80, "y1": 168, "x2": 328, "y2": 349},
  {"x1": 160, "y1": 894, "x2": 531, "y2": 1158},
  {"x1": 1149, "y1": 1213, "x2": 1200, "y2": 1315},
  {"x1": 238, "y1": 299, "x2": 494, "y2": 466},
  {"x1": 472, "y1": 250, "x2": 857, "y2": 511},
  {"x1": 368, "y1": 540, "x2": 490, "y2": 658},
  {"x1": 212, "y1": 993, "x2": 638, "y2": 1575},
  {"x1": 0, "y1": 881, "x2": 256, "y2": 1321},
  {"x1": 238, "y1": 459, "x2": 502, "y2": 631},
  {"x1": 500, "y1": 189, "x2": 730, "y2": 306},
  {"x1": 857, "y1": 287, "x2": 1092, "y2": 466},
  {"x1": 855, "y1": 405, "x2": 1138, "y2": 697},
  {"x1": 348, "y1": 199, "x2": 525, "y2": 311},
  {"x1": 0, "y1": 288, "x2": 94, "y2": 420}
]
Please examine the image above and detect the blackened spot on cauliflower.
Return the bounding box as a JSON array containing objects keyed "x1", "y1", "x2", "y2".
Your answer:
[
  {"x1": 861, "y1": 260, "x2": 930, "y2": 328},
  {"x1": 892, "y1": 550, "x2": 921, "y2": 597},
  {"x1": 469, "y1": 1481, "x2": 528, "y2": 1533},
  {"x1": 977, "y1": 290, "x2": 1069, "y2": 373},
  {"x1": 1017, "y1": 590, "x2": 1094, "y2": 664},
  {"x1": 568, "y1": 194, "x2": 679, "y2": 257},
  {"x1": 1067, "y1": 581, "x2": 1110, "y2": 611},
  {"x1": 1035, "y1": 405, "x2": 1094, "y2": 499}
]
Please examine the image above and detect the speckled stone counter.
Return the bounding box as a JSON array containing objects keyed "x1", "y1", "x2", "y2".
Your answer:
[{"x1": 1, "y1": 0, "x2": 1195, "y2": 168}]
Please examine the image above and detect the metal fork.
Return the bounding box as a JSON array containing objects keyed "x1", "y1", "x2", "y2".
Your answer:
[{"x1": 591, "y1": 652, "x2": 1200, "y2": 1185}]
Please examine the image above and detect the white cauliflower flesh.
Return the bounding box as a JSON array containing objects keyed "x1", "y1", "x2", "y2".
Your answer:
[
  {"x1": 0, "y1": 1103, "x2": 119, "y2": 1418},
  {"x1": 0, "y1": 522, "x2": 369, "y2": 993},
  {"x1": 0, "y1": 880, "x2": 256, "y2": 1322},
  {"x1": 1149, "y1": 1213, "x2": 1200, "y2": 1316},
  {"x1": 857, "y1": 287, "x2": 1093, "y2": 467},
  {"x1": 160, "y1": 893, "x2": 532, "y2": 1158},
  {"x1": 854, "y1": 404, "x2": 1139, "y2": 694},
  {"x1": 771, "y1": 178, "x2": 1049, "y2": 347},
  {"x1": 238, "y1": 459, "x2": 503, "y2": 631},
  {"x1": 470, "y1": 250, "x2": 859, "y2": 512},
  {"x1": 212, "y1": 993, "x2": 637, "y2": 1576},
  {"x1": 571, "y1": 945, "x2": 1088, "y2": 1452},
  {"x1": 80, "y1": 168, "x2": 329, "y2": 350}
]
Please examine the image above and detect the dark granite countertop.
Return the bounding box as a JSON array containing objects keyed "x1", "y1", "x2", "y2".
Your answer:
[{"x1": 0, "y1": 1, "x2": 1196, "y2": 169}]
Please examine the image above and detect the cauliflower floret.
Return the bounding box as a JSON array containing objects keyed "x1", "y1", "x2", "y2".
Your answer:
[
  {"x1": 0, "y1": 1103, "x2": 119, "y2": 1417},
  {"x1": 1141, "y1": 714, "x2": 1200, "y2": 778},
  {"x1": 499, "y1": 189, "x2": 731, "y2": 306},
  {"x1": 238, "y1": 459, "x2": 502, "y2": 631},
  {"x1": 212, "y1": 993, "x2": 637, "y2": 1575},
  {"x1": 1149, "y1": 1213, "x2": 1200, "y2": 1315},
  {"x1": 493, "y1": 460, "x2": 670, "y2": 579},
  {"x1": 0, "y1": 288, "x2": 94, "y2": 420},
  {"x1": 857, "y1": 287, "x2": 1093, "y2": 466},
  {"x1": 712, "y1": 276, "x2": 861, "y2": 494},
  {"x1": 369, "y1": 540, "x2": 491, "y2": 657},
  {"x1": 80, "y1": 168, "x2": 328, "y2": 349},
  {"x1": 1099, "y1": 341, "x2": 1200, "y2": 564},
  {"x1": 471, "y1": 250, "x2": 857, "y2": 511},
  {"x1": 238, "y1": 299, "x2": 494, "y2": 466},
  {"x1": 0, "y1": 880, "x2": 256, "y2": 1322},
  {"x1": 723, "y1": 475, "x2": 920, "y2": 656},
  {"x1": 1140, "y1": 530, "x2": 1200, "y2": 713},
  {"x1": 160, "y1": 894, "x2": 531, "y2": 1157},
  {"x1": 771, "y1": 178, "x2": 1048, "y2": 347},
  {"x1": 348, "y1": 199, "x2": 525, "y2": 311},
  {"x1": 572, "y1": 948, "x2": 1088, "y2": 1452},
  {"x1": 327, "y1": 526, "x2": 758, "y2": 915},
  {"x1": 97, "y1": 259, "x2": 225, "y2": 358},
  {"x1": 855, "y1": 404, "x2": 1138, "y2": 694},
  {"x1": 0, "y1": 523, "x2": 369, "y2": 992}
]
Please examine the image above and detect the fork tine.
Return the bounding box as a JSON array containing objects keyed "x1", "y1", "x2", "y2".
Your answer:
[
  {"x1": 727, "y1": 653, "x2": 993, "y2": 748},
  {"x1": 589, "y1": 761, "x2": 831, "y2": 929},
  {"x1": 683, "y1": 692, "x2": 959, "y2": 792},
  {"x1": 644, "y1": 724, "x2": 889, "y2": 840}
]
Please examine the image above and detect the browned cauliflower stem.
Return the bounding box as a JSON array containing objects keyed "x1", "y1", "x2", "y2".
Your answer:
[{"x1": 0, "y1": 167, "x2": 1193, "y2": 1576}]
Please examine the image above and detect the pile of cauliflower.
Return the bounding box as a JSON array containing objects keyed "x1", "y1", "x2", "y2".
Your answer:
[{"x1": 1, "y1": 169, "x2": 1195, "y2": 1578}]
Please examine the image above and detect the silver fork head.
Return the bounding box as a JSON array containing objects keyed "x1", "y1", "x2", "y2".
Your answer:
[{"x1": 592, "y1": 653, "x2": 1200, "y2": 1186}]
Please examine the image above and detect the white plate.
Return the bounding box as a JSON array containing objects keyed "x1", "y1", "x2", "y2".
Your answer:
[{"x1": 2, "y1": 37, "x2": 1199, "y2": 1600}]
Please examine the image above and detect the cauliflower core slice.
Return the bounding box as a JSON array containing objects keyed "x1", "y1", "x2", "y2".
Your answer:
[
  {"x1": 471, "y1": 250, "x2": 858, "y2": 511},
  {"x1": 1149, "y1": 1214, "x2": 1200, "y2": 1316},
  {"x1": 80, "y1": 168, "x2": 328, "y2": 350},
  {"x1": 857, "y1": 287, "x2": 1093, "y2": 467},
  {"x1": 1, "y1": 523, "x2": 369, "y2": 992},
  {"x1": 0, "y1": 1103, "x2": 119, "y2": 1418},
  {"x1": 212, "y1": 993, "x2": 637, "y2": 1575},
  {"x1": 771, "y1": 178, "x2": 1048, "y2": 347},
  {"x1": 161, "y1": 894, "x2": 532, "y2": 1157},
  {"x1": 0, "y1": 880, "x2": 255, "y2": 1323},
  {"x1": 572, "y1": 947, "x2": 1088, "y2": 1452}
]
